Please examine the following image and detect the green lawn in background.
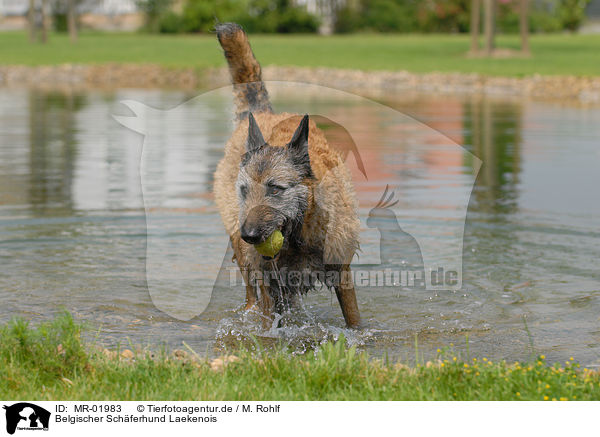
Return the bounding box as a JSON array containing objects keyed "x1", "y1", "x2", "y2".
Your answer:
[{"x1": 0, "y1": 31, "x2": 599, "y2": 76}]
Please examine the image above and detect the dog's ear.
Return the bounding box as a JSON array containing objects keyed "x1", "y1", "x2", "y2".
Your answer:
[
  {"x1": 247, "y1": 112, "x2": 266, "y2": 153},
  {"x1": 287, "y1": 114, "x2": 313, "y2": 177},
  {"x1": 288, "y1": 114, "x2": 309, "y2": 151}
]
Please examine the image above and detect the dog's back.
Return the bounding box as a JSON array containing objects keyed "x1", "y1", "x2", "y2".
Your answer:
[{"x1": 213, "y1": 23, "x2": 361, "y2": 327}]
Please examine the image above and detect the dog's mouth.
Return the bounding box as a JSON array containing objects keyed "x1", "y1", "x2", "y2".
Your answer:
[
  {"x1": 259, "y1": 224, "x2": 296, "y2": 261},
  {"x1": 241, "y1": 213, "x2": 297, "y2": 260},
  {"x1": 261, "y1": 225, "x2": 286, "y2": 260}
]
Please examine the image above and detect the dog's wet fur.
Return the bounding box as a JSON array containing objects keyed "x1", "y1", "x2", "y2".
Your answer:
[{"x1": 213, "y1": 23, "x2": 361, "y2": 328}]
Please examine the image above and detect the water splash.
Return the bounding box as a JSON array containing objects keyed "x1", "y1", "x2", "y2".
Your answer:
[{"x1": 214, "y1": 295, "x2": 378, "y2": 356}]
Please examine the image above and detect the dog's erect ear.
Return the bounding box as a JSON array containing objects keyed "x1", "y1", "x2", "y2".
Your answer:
[
  {"x1": 247, "y1": 112, "x2": 266, "y2": 153},
  {"x1": 287, "y1": 114, "x2": 313, "y2": 177},
  {"x1": 288, "y1": 114, "x2": 309, "y2": 151}
]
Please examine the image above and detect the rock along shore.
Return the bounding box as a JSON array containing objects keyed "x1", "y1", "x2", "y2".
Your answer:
[{"x1": 1, "y1": 63, "x2": 599, "y2": 103}]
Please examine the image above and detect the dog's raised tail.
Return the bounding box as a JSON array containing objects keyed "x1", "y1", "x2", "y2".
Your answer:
[{"x1": 216, "y1": 23, "x2": 272, "y2": 120}]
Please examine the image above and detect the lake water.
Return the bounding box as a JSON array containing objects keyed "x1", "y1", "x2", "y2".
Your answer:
[{"x1": 0, "y1": 85, "x2": 599, "y2": 365}]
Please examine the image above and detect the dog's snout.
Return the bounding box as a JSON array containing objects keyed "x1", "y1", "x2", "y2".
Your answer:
[
  {"x1": 240, "y1": 222, "x2": 262, "y2": 244},
  {"x1": 240, "y1": 205, "x2": 282, "y2": 245}
]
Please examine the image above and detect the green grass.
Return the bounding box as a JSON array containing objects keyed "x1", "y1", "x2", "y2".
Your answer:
[
  {"x1": 0, "y1": 31, "x2": 599, "y2": 76},
  {"x1": 1, "y1": 313, "x2": 599, "y2": 400}
]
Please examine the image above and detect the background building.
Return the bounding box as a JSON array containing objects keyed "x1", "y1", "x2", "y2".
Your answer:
[{"x1": 0, "y1": 0, "x2": 141, "y2": 31}]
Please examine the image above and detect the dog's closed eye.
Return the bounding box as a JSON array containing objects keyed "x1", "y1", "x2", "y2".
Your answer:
[{"x1": 266, "y1": 184, "x2": 286, "y2": 196}]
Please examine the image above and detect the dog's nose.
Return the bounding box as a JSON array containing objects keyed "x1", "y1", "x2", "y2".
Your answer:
[{"x1": 240, "y1": 223, "x2": 262, "y2": 244}]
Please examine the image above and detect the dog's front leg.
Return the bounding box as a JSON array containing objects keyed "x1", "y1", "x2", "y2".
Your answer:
[
  {"x1": 335, "y1": 264, "x2": 361, "y2": 328},
  {"x1": 258, "y1": 280, "x2": 274, "y2": 329},
  {"x1": 244, "y1": 284, "x2": 258, "y2": 310},
  {"x1": 231, "y1": 235, "x2": 258, "y2": 310}
]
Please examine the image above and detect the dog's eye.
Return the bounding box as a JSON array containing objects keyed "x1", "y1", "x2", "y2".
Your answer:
[
  {"x1": 266, "y1": 185, "x2": 285, "y2": 196},
  {"x1": 240, "y1": 185, "x2": 248, "y2": 198}
]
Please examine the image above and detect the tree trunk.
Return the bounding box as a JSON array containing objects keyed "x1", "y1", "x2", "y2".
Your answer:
[
  {"x1": 68, "y1": 0, "x2": 78, "y2": 42},
  {"x1": 28, "y1": 0, "x2": 36, "y2": 42},
  {"x1": 520, "y1": 0, "x2": 530, "y2": 54},
  {"x1": 483, "y1": 0, "x2": 495, "y2": 56},
  {"x1": 40, "y1": 0, "x2": 48, "y2": 44},
  {"x1": 470, "y1": 0, "x2": 481, "y2": 54}
]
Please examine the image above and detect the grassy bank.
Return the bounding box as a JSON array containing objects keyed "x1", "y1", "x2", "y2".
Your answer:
[
  {"x1": 1, "y1": 314, "x2": 599, "y2": 401},
  {"x1": 0, "y1": 31, "x2": 599, "y2": 77}
]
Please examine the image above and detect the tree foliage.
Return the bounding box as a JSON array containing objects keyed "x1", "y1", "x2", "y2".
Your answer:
[{"x1": 155, "y1": 0, "x2": 319, "y2": 34}]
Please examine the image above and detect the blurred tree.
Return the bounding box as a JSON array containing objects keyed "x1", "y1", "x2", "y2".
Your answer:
[
  {"x1": 27, "y1": 0, "x2": 50, "y2": 43},
  {"x1": 41, "y1": 0, "x2": 49, "y2": 43},
  {"x1": 137, "y1": 0, "x2": 173, "y2": 32},
  {"x1": 496, "y1": 0, "x2": 562, "y2": 33},
  {"x1": 470, "y1": 0, "x2": 481, "y2": 53},
  {"x1": 520, "y1": 0, "x2": 529, "y2": 53},
  {"x1": 28, "y1": 0, "x2": 36, "y2": 42},
  {"x1": 557, "y1": 0, "x2": 590, "y2": 32},
  {"x1": 149, "y1": 0, "x2": 584, "y2": 34},
  {"x1": 234, "y1": 0, "x2": 319, "y2": 33},
  {"x1": 333, "y1": 1, "x2": 362, "y2": 33},
  {"x1": 168, "y1": 0, "x2": 319, "y2": 34},
  {"x1": 180, "y1": 0, "x2": 243, "y2": 33},
  {"x1": 471, "y1": 0, "x2": 531, "y2": 56},
  {"x1": 335, "y1": 0, "x2": 419, "y2": 33},
  {"x1": 50, "y1": 0, "x2": 85, "y2": 41},
  {"x1": 67, "y1": 0, "x2": 77, "y2": 41},
  {"x1": 417, "y1": 0, "x2": 470, "y2": 32},
  {"x1": 483, "y1": 0, "x2": 494, "y2": 55},
  {"x1": 335, "y1": 0, "x2": 474, "y2": 33}
]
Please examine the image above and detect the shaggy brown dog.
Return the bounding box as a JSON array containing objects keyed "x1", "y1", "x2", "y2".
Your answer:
[{"x1": 213, "y1": 23, "x2": 361, "y2": 328}]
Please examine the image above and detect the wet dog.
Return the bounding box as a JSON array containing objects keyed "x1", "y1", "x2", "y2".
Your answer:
[{"x1": 213, "y1": 23, "x2": 361, "y2": 328}]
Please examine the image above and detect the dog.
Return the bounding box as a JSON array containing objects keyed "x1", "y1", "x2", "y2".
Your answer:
[{"x1": 213, "y1": 23, "x2": 361, "y2": 328}]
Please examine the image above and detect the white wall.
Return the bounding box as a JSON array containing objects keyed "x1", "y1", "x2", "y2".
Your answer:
[{"x1": 0, "y1": 0, "x2": 139, "y2": 16}]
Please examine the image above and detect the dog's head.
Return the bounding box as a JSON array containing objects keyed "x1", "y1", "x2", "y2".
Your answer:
[{"x1": 236, "y1": 113, "x2": 314, "y2": 246}]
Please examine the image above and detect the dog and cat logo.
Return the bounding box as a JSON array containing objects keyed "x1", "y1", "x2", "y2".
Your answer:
[{"x1": 2, "y1": 403, "x2": 50, "y2": 434}]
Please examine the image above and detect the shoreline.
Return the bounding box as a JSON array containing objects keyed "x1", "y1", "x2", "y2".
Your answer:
[
  {"x1": 1, "y1": 63, "x2": 600, "y2": 103},
  {"x1": 2, "y1": 313, "x2": 599, "y2": 400}
]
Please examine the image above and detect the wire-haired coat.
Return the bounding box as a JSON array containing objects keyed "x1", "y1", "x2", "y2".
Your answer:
[{"x1": 213, "y1": 23, "x2": 361, "y2": 328}]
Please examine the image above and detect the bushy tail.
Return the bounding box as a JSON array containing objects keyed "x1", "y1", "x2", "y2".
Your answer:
[{"x1": 216, "y1": 23, "x2": 272, "y2": 120}]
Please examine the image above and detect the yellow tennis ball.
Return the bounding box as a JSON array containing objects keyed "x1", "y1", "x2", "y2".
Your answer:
[{"x1": 254, "y1": 230, "x2": 284, "y2": 257}]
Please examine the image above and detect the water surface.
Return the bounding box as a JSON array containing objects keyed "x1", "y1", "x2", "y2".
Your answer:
[{"x1": 0, "y1": 86, "x2": 599, "y2": 365}]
